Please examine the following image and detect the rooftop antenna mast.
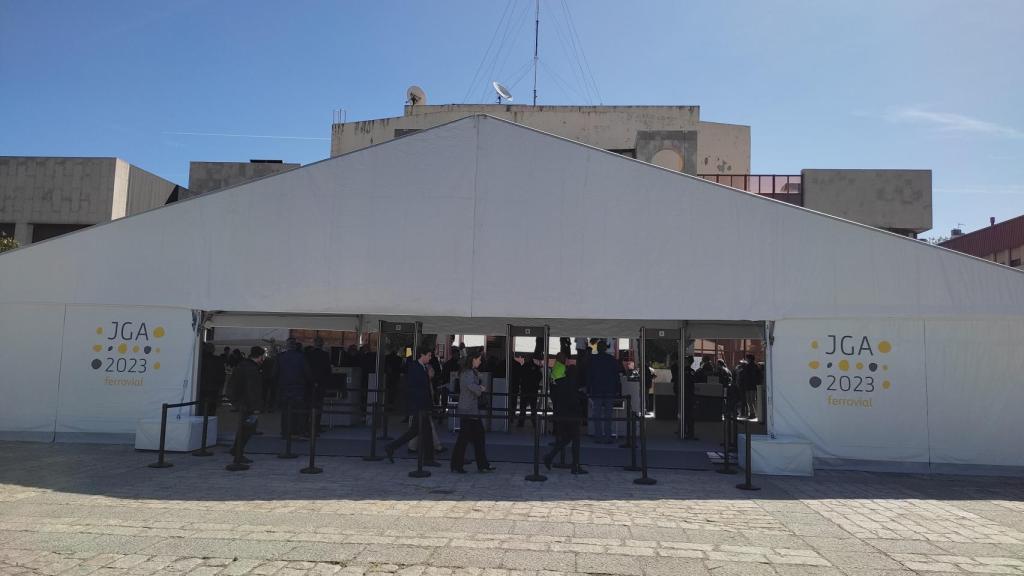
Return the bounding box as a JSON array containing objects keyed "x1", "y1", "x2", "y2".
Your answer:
[{"x1": 532, "y1": 0, "x2": 539, "y2": 106}]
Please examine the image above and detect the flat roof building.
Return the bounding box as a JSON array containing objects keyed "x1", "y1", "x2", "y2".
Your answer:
[
  {"x1": 332, "y1": 103, "x2": 932, "y2": 237},
  {"x1": 0, "y1": 157, "x2": 183, "y2": 246},
  {"x1": 939, "y1": 215, "x2": 1024, "y2": 269}
]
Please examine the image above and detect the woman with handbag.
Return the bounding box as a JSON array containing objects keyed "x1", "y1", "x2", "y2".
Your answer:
[{"x1": 451, "y1": 351, "x2": 496, "y2": 473}]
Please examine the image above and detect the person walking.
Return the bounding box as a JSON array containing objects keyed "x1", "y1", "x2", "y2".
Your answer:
[
  {"x1": 384, "y1": 346, "x2": 439, "y2": 466},
  {"x1": 306, "y1": 336, "x2": 333, "y2": 435},
  {"x1": 227, "y1": 346, "x2": 266, "y2": 464},
  {"x1": 450, "y1": 352, "x2": 496, "y2": 473},
  {"x1": 543, "y1": 360, "x2": 587, "y2": 474},
  {"x1": 586, "y1": 340, "x2": 619, "y2": 444}
]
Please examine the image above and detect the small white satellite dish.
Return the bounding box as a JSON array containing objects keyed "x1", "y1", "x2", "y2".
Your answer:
[
  {"x1": 406, "y1": 85, "x2": 427, "y2": 106},
  {"x1": 492, "y1": 81, "x2": 513, "y2": 103}
]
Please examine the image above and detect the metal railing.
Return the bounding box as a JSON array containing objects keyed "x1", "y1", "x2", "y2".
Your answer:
[{"x1": 698, "y1": 174, "x2": 803, "y2": 206}]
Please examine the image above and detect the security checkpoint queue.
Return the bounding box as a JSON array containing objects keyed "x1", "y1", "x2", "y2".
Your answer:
[{"x1": 184, "y1": 320, "x2": 765, "y2": 482}]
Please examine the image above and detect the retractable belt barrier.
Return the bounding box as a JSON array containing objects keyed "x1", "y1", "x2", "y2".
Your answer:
[{"x1": 147, "y1": 400, "x2": 205, "y2": 469}]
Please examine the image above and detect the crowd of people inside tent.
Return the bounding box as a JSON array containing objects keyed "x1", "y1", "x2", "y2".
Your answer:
[{"x1": 197, "y1": 335, "x2": 762, "y2": 473}]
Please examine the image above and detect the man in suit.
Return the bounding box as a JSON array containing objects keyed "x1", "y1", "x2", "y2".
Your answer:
[
  {"x1": 384, "y1": 345, "x2": 438, "y2": 466},
  {"x1": 586, "y1": 340, "x2": 620, "y2": 444}
]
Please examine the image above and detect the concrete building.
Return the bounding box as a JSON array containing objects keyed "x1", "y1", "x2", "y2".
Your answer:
[
  {"x1": 0, "y1": 157, "x2": 183, "y2": 246},
  {"x1": 184, "y1": 159, "x2": 300, "y2": 200},
  {"x1": 939, "y1": 215, "x2": 1024, "y2": 269},
  {"x1": 331, "y1": 103, "x2": 932, "y2": 236}
]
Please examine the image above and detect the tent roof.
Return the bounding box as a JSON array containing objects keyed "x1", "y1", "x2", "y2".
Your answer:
[{"x1": 1, "y1": 115, "x2": 1022, "y2": 325}]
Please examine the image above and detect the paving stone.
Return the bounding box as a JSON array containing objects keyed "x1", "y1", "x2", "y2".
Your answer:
[
  {"x1": 500, "y1": 551, "x2": 575, "y2": 572},
  {"x1": 575, "y1": 552, "x2": 641, "y2": 575},
  {"x1": 356, "y1": 546, "x2": 434, "y2": 565},
  {"x1": 428, "y1": 546, "x2": 505, "y2": 568},
  {"x1": 638, "y1": 556, "x2": 709, "y2": 576}
]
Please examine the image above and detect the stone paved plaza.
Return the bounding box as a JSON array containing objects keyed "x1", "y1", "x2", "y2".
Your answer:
[{"x1": 0, "y1": 442, "x2": 1022, "y2": 575}]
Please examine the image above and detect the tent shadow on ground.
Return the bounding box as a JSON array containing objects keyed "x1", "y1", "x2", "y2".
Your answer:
[{"x1": 1, "y1": 441, "x2": 1022, "y2": 506}]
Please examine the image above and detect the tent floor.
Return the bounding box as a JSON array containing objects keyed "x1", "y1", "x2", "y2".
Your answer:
[{"x1": 215, "y1": 410, "x2": 764, "y2": 471}]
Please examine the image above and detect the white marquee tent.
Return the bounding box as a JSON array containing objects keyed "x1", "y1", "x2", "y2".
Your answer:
[{"x1": 1, "y1": 116, "x2": 1022, "y2": 471}]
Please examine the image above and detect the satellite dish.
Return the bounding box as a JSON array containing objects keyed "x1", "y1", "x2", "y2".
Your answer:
[
  {"x1": 406, "y1": 85, "x2": 427, "y2": 106},
  {"x1": 492, "y1": 81, "x2": 513, "y2": 103}
]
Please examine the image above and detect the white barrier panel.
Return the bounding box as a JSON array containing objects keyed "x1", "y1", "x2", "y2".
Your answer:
[
  {"x1": 0, "y1": 303, "x2": 65, "y2": 440},
  {"x1": 925, "y1": 319, "x2": 1024, "y2": 467},
  {"x1": 772, "y1": 319, "x2": 930, "y2": 464},
  {"x1": 56, "y1": 306, "x2": 196, "y2": 437}
]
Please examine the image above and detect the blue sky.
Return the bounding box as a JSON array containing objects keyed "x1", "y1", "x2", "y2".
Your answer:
[{"x1": 1, "y1": 0, "x2": 1022, "y2": 239}]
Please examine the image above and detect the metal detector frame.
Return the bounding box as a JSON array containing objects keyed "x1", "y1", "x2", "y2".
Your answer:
[{"x1": 504, "y1": 324, "x2": 549, "y2": 432}]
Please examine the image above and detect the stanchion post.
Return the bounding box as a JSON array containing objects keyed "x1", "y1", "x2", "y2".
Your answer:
[
  {"x1": 301, "y1": 406, "x2": 323, "y2": 474},
  {"x1": 380, "y1": 388, "x2": 392, "y2": 441},
  {"x1": 409, "y1": 410, "x2": 431, "y2": 478},
  {"x1": 633, "y1": 329, "x2": 656, "y2": 485},
  {"x1": 525, "y1": 408, "x2": 547, "y2": 482},
  {"x1": 148, "y1": 403, "x2": 173, "y2": 468},
  {"x1": 623, "y1": 396, "x2": 640, "y2": 472},
  {"x1": 192, "y1": 401, "x2": 213, "y2": 457},
  {"x1": 278, "y1": 400, "x2": 298, "y2": 459},
  {"x1": 717, "y1": 402, "x2": 737, "y2": 475},
  {"x1": 363, "y1": 397, "x2": 382, "y2": 461},
  {"x1": 736, "y1": 418, "x2": 760, "y2": 491}
]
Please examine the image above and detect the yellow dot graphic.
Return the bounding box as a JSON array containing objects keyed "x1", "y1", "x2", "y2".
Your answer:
[
  {"x1": 856, "y1": 362, "x2": 864, "y2": 370},
  {"x1": 95, "y1": 327, "x2": 104, "y2": 335},
  {"x1": 811, "y1": 340, "x2": 819, "y2": 349},
  {"x1": 878, "y1": 340, "x2": 892, "y2": 354},
  {"x1": 809, "y1": 361, "x2": 820, "y2": 369},
  {"x1": 883, "y1": 365, "x2": 888, "y2": 371},
  {"x1": 882, "y1": 380, "x2": 891, "y2": 390},
  {"x1": 838, "y1": 359, "x2": 850, "y2": 372},
  {"x1": 154, "y1": 362, "x2": 161, "y2": 370},
  {"x1": 132, "y1": 345, "x2": 140, "y2": 353},
  {"x1": 117, "y1": 343, "x2": 128, "y2": 354},
  {"x1": 153, "y1": 326, "x2": 165, "y2": 338},
  {"x1": 92, "y1": 344, "x2": 102, "y2": 353}
]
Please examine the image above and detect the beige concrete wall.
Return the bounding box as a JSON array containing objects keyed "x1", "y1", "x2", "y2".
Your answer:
[
  {"x1": 185, "y1": 161, "x2": 300, "y2": 199},
  {"x1": 0, "y1": 157, "x2": 119, "y2": 244},
  {"x1": 111, "y1": 159, "x2": 130, "y2": 221},
  {"x1": 697, "y1": 121, "x2": 751, "y2": 175},
  {"x1": 126, "y1": 165, "x2": 178, "y2": 215},
  {"x1": 801, "y1": 169, "x2": 932, "y2": 234},
  {"x1": 331, "y1": 105, "x2": 703, "y2": 157}
]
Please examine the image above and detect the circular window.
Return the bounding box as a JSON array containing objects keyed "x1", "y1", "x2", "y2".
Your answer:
[{"x1": 651, "y1": 149, "x2": 684, "y2": 172}]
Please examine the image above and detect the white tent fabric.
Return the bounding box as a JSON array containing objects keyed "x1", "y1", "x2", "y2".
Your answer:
[
  {"x1": 1, "y1": 115, "x2": 1022, "y2": 320},
  {"x1": 1, "y1": 115, "x2": 1023, "y2": 469}
]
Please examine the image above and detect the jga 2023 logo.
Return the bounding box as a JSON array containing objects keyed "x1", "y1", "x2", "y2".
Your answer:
[
  {"x1": 807, "y1": 335, "x2": 893, "y2": 407},
  {"x1": 90, "y1": 321, "x2": 165, "y2": 385}
]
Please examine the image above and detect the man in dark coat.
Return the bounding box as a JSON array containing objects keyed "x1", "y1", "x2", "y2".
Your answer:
[
  {"x1": 305, "y1": 337, "x2": 333, "y2": 435},
  {"x1": 384, "y1": 346, "x2": 438, "y2": 465},
  {"x1": 275, "y1": 338, "x2": 313, "y2": 438},
  {"x1": 199, "y1": 342, "x2": 225, "y2": 417},
  {"x1": 543, "y1": 363, "x2": 587, "y2": 474},
  {"x1": 227, "y1": 346, "x2": 266, "y2": 466},
  {"x1": 517, "y1": 354, "x2": 543, "y2": 427},
  {"x1": 586, "y1": 340, "x2": 620, "y2": 444}
]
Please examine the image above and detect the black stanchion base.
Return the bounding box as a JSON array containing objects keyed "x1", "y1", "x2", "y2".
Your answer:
[
  {"x1": 623, "y1": 465, "x2": 642, "y2": 472},
  {"x1": 716, "y1": 467, "x2": 738, "y2": 475},
  {"x1": 191, "y1": 449, "x2": 214, "y2": 457},
  {"x1": 278, "y1": 453, "x2": 299, "y2": 459},
  {"x1": 300, "y1": 466, "x2": 323, "y2": 474},
  {"x1": 408, "y1": 470, "x2": 431, "y2": 478},
  {"x1": 525, "y1": 474, "x2": 548, "y2": 482},
  {"x1": 147, "y1": 462, "x2": 173, "y2": 469},
  {"x1": 735, "y1": 483, "x2": 760, "y2": 491},
  {"x1": 225, "y1": 463, "x2": 250, "y2": 472},
  {"x1": 633, "y1": 477, "x2": 657, "y2": 485},
  {"x1": 362, "y1": 455, "x2": 384, "y2": 461}
]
